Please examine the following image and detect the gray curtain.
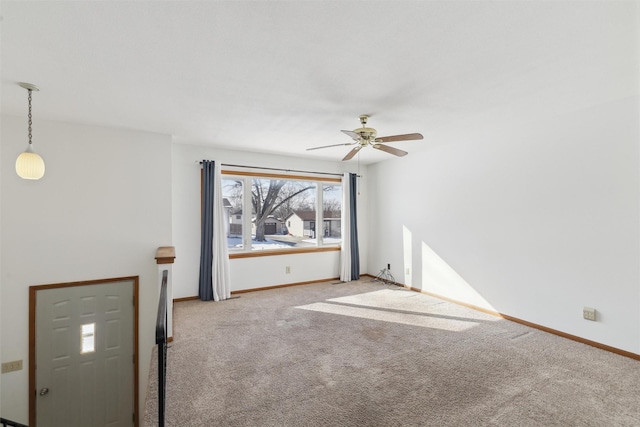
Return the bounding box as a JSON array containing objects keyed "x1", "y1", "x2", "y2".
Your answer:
[
  {"x1": 348, "y1": 173, "x2": 360, "y2": 279},
  {"x1": 198, "y1": 160, "x2": 214, "y2": 301}
]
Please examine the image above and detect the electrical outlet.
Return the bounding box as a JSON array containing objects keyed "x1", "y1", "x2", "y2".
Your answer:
[
  {"x1": 1, "y1": 360, "x2": 23, "y2": 374},
  {"x1": 405, "y1": 267, "x2": 410, "y2": 275},
  {"x1": 387, "y1": 263, "x2": 391, "y2": 270},
  {"x1": 583, "y1": 307, "x2": 596, "y2": 321},
  {"x1": 285, "y1": 266, "x2": 291, "y2": 274}
]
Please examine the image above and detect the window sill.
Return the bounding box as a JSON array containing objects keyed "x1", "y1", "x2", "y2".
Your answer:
[{"x1": 229, "y1": 246, "x2": 340, "y2": 259}]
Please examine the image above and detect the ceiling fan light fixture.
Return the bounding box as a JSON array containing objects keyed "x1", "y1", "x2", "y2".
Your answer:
[
  {"x1": 15, "y1": 82, "x2": 45, "y2": 180},
  {"x1": 307, "y1": 115, "x2": 423, "y2": 161}
]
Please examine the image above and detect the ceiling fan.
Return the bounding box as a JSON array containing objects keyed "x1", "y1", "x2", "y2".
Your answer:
[{"x1": 307, "y1": 115, "x2": 423, "y2": 161}]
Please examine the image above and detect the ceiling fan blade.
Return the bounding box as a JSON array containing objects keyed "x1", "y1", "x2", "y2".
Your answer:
[
  {"x1": 341, "y1": 130, "x2": 360, "y2": 140},
  {"x1": 375, "y1": 133, "x2": 424, "y2": 143},
  {"x1": 307, "y1": 142, "x2": 355, "y2": 151},
  {"x1": 342, "y1": 146, "x2": 362, "y2": 161},
  {"x1": 373, "y1": 143, "x2": 408, "y2": 157}
]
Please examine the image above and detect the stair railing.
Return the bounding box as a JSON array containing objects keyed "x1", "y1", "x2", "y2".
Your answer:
[{"x1": 155, "y1": 269, "x2": 168, "y2": 427}]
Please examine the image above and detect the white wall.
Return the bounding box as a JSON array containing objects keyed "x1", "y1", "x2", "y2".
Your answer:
[
  {"x1": 368, "y1": 96, "x2": 640, "y2": 354},
  {"x1": 0, "y1": 116, "x2": 172, "y2": 423},
  {"x1": 0, "y1": 92, "x2": 3, "y2": 416},
  {"x1": 171, "y1": 143, "x2": 368, "y2": 298}
]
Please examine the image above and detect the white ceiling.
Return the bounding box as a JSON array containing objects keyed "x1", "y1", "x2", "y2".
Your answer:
[{"x1": 1, "y1": 1, "x2": 637, "y2": 164}]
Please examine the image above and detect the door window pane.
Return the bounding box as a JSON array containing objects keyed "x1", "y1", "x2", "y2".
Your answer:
[{"x1": 81, "y1": 323, "x2": 95, "y2": 354}]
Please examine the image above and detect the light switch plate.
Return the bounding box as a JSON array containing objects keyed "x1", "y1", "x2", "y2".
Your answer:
[{"x1": 1, "y1": 360, "x2": 23, "y2": 373}]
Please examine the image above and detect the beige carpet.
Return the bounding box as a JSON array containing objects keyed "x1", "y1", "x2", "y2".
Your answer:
[{"x1": 144, "y1": 279, "x2": 640, "y2": 426}]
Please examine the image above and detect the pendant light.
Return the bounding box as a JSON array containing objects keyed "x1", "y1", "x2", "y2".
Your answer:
[{"x1": 15, "y1": 82, "x2": 45, "y2": 180}]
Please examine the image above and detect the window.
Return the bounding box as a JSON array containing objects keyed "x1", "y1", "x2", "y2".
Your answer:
[
  {"x1": 81, "y1": 322, "x2": 96, "y2": 354},
  {"x1": 223, "y1": 179, "x2": 244, "y2": 249},
  {"x1": 221, "y1": 171, "x2": 342, "y2": 254},
  {"x1": 323, "y1": 183, "x2": 342, "y2": 243}
]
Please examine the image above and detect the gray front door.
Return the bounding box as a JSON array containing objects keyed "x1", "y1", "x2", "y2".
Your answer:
[{"x1": 34, "y1": 278, "x2": 136, "y2": 426}]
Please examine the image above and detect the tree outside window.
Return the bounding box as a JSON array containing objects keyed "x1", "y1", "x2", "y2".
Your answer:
[{"x1": 221, "y1": 173, "x2": 342, "y2": 251}]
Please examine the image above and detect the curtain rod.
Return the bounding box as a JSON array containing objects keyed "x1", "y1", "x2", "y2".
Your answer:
[{"x1": 198, "y1": 161, "x2": 360, "y2": 177}]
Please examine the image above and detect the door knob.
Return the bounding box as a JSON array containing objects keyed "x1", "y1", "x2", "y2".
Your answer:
[{"x1": 39, "y1": 387, "x2": 49, "y2": 396}]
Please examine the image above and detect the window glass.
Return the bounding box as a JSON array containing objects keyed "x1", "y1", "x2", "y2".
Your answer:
[
  {"x1": 252, "y1": 178, "x2": 316, "y2": 250},
  {"x1": 222, "y1": 179, "x2": 243, "y2": 250},
  {"x1": 81, "y1": 323, "x2": 96, "y2": 354},
  {"x1": 323, "y1": 184, "x2": 342, "y2": 244},
  {"x1": 221, "y1": 173, "x2": 341, "y2": 252}
]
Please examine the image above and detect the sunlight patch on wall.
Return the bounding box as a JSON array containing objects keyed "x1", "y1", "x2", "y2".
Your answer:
[
  {"x1": 403, "y1": 225, "x2": 413, "y2": 287},
  {"x1": 421, "y1": 241, "x2": 496, "y2": 312}
]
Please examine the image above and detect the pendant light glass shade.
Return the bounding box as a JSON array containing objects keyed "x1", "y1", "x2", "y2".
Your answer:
[
  {"x1": 16, "y1": 82, "x2": 45, "y2": 180},
  {"x1": 16, "y1": 144, "x2": 45, "y2": 180}
]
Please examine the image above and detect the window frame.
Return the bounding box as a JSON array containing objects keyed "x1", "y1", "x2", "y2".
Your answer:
[{"x1": 221, "y1": 169, "x2": 342, "y2": 259}]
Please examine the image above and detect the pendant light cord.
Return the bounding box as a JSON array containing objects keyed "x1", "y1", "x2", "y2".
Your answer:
[{"x1": 27, "y1": 89, "x2": 33, "y2": 145}]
